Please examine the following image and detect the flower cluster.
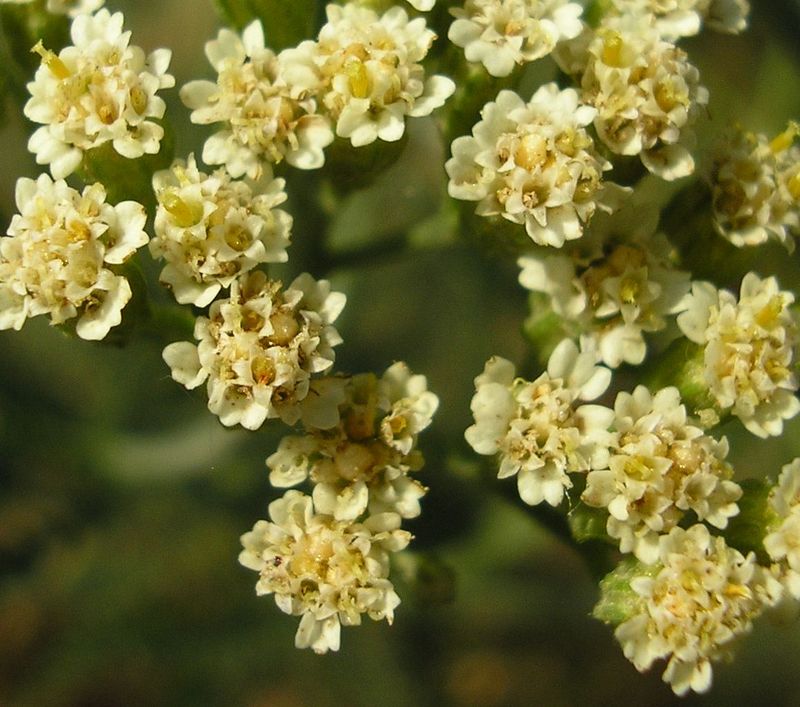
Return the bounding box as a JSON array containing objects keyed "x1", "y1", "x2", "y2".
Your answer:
[
  {"x1": 711, "y1": 122, "x2": 800, "y2": 250},
  {"x1": 465, "y1": 339, "x2": 613, "y2": 507},
  {"x1": 150, "y1": 154, "x2": 292, "y2": 306},
  {"x1": 677, "y1": 272, "x2": 800, "y2": 437},
  {"x1": 610, "y1": 524, "x2": 779, "y2": 696},
  {"x1": 24, "y1": 9, "x2": 174, "y2": 178},
  {"x1": 0, "y1": 174, "x2": 147, "y2": 339},
  {"x1": 558, "y1": 12, "x2": 709, "y2": 179},
  {"x1": 582, "y1": 386, "x2": 741, "y2": 563},
  {"x1": 447, "y1": 0, "x2": 583, "y2": 77},
  {"x1": 605, "y1": 0, "x2": 750, "y2": 38},
  {"x1": 239, "y1": 490, "x2": 410, "y2": 654},
  {"x1": 764, "y1": 458, "x2": 800, "y2": 598},
  {"x1": 163, "y1": 270, "x2": 346, "y2": 430},
  {"x1": 269, "y1": 363, "x2": 439, "y2": 521},
  {"x1": 447, "y1": 83, "x2": 625, "y2": 247},
  {"x1": 0, "y1": 0, "x2": 105, "y2": 17}
]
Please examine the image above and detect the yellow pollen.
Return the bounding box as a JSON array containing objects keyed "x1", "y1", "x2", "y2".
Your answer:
[
  {"x1": 268, "y1": 310, "x2": 300, "y2": 346},
  {"x1": 515, "y1": 133, "x2": 548, "y2": 171},
  {"x1": 769, "y1": 121, "x2": 799, "y2": 154},
  {"x1": 619, "y1": 277, "x2": 640, "y2": 303},
  {"x1": 31, "y1": 40, "x2": 71, "y2": 80},
  {"x1": 601, "y1": 32, "x2": 625, "y2": 68},
  {"x1": 788, "y1": 170, "x2": 800, "y2": 200},
  {"x1": 346, "y1": 61, "x2": 370, "y2": 99},
  {"x1": 160, "y1": 189, "x2": 202, "y2": 227},
  {"x1": 755, "y1": 295, "x2": 784, "y2": 328},
  {"x1": 129, "y1": 86, "x2": 148, "y2": 114},
  {"x1": 224, "y1": 225, "x2": 252, "y2": 252}
]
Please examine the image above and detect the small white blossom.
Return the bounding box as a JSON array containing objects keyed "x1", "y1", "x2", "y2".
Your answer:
[
  {"x1": 281, "y1": 3, "x2": 455, "y2": 147},
  {"x1": 24, "y1": 9, "x2": 174, "y2": 179},
  {"x1": 569, "y1": 13, "x2": 708, "y2": 180},
  {"x1": 764, "y1": 459, "x2": 800, "y2": 598},
  {"x1": 614, "y1": 525, "x2": 778, "y2": 696},
  {"x1": 181, "y1": 20, "x2": 333, "y2": 179},
  {"x1": 0, "y1": 174, "x2": 147, "y2": 339},
  {"x1": 448, "y1": 0, "x2": 583, "y2": 77},
  {"x1": 0, "y1": 0, "x2": 104, "y2": 17},
  {"x1": 711, "y1": 122, "x2": 800, "y2": 250},
  {"x1": 268, "y1": 363, "x2": 438, "y2": 521},
  {"x1": 582, "y1": 386, "x2": 741, "y2": 563},
  {"x1": 465, "y1": 339, "x2": 614, "y2": 507},
  {"x1": 150, "y1": 154, "x2": 292, "y2": 307},
  {"x1": 447, "y1": 84, "x2": 627, "y2": 247},
  {"x1": 239, "y1": 490, "x2": 410, "y2": 654},
  {"x1": 677, "y1": 273, "x2": 800, "y2": 437},
  {"x1": 406, "y1": 0, "x2": 436, "y2": 9},
  {"x1": 162, "y1": 271, "x2": 346, "y2": 430},
  {"x1": 518, "y1": 228, "x2": 690, "y2": 367},
  {"x1": 605, "y1": 0, "x2": 749, "y2": 38}
]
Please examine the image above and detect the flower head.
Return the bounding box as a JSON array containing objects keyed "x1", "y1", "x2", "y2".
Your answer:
[
  {"x1": 465, "y1": 339, "x2": 614, "y2": 507},
  {"x1": 677, "y1": 273, "x2": 800, "y2": 437},
  {"x1": 0, "y1": 174, "x2": 147, "y2": 339},
  {"x1": 151, "y1": 154, "x2": 292, "y2": 306},
  {"x1": 181, "y1": 20, "x2": 333, "y2": 178},
  {"x1": 24, "y1": 9, "x2": 174, "y2": 178},
  {"x1": 448, "y1": 0, "x2": 583, "y2": 77},
  {"x1": 764, "y1": 458, "x2": 800, "y2": 598},
  {"x1": 162, "y1": 271, "x2": 346, "y2": 430},
  {"x1": 605, "y1": 0, "x2": 749, "y2": 38},
  {"x1": 447, "y1": 84, "x2": 626, "y2": 247},
  {"x1": 239, "y1": 490, "x2": 410, "y2": 654}
]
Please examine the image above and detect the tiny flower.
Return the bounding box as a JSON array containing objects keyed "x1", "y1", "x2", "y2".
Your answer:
[
  {"x1": 605, "y1": 0, "x2": 749, "y2": 38},
  {"x1": 764, "y1": 459, "x2": 800, "y2": 598},
  {"x1": 282, "y1": 3, "x2": 455, "y2": 148},
  {"x1": 150, "y1": 154, "x2": 292, "y2": 307},
  {"x1": 611, "y1": 524, "x2": 778, "y2": 696},
  {"x1": 582, "y1": 386, "x2": 741, "y2": 563},
  {"x1": 181, "y1": 20, "x2": 333, "y2": 178},
  {"x1": 571, "y1": 13, "x2": 709, "y2": 180},
  {"x1": 711, "y1": 122, "x2": 800, "y2": 250},
  {"x1": 676, "y1": 273, "x2": 800, "y2": 437},
  {"x1": 24, "y1": 9, "x2": 174, "y2": 178},
  {"x1": 448, "y1": 0, "x2": 583, "y2": 77},
  {"x1": 0, "y1": 174, "x2": 147, "y2": 339},
  {"x1": 239, "y1": 490, "x2": 410, "y2": 654},
  {"x1": 465, "y1": 339, "x2": 614, "y2": 507},
  {"x1": 447, "y1": 84, "x2": 627, "y2": 247},
  {"x1": 162, "y1": 270, "x2": 346, "y2": 430},
  {"x1": 268, "y1": 362, "x2": 438, "y2": 521},
  {"x1": 518, "y1": 226, "x2": 690, "y2": 367}
]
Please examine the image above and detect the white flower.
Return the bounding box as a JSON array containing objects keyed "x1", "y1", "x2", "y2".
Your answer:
[
  {"x1": 181, "y1": 21, "x2": 333, "y2": 179},
  {"x1": 711, "y1": 122, "x2": 799, "y2": 250},
  {"x1": 281, "y1": 4, "x2": 455, "y2": 147},
  {"x1": 24, "y1": 9, "x2": 174, "y2": 179},
  {"x1": 448, "y1": 0, "x2": 583, "y2": 77},
  {"x1": 239, "y1": 490, "x2": 410, "y2": 654},
  {"x1": 268, "y1": 363, "x2": 438, "y2": 521},
  {"x1": 614, "y1": 524, "x2": 777, "y2": 696},
  {"x1": 0, "y1": 174, "x2": 147, "y2": 339},
  {"x1": 677, "y1": 273, "x2": 800, "y2": 437},
  {"x1": 605, "y1": 0, "x2": 749, "y2": 38},
  {"x1": 518, "y1": 230, "x2": 690, "y2": 367},
  {"x1": 447, "y1": 84, "x2": 627, "y2": 247},
  {"x1": 406, "y1": 0, "x2": 436, "y2": 9},
  {"x1": 764, "y1": 459, "x2": 800, "y2": 597},
  {"x1": 465, "y1": 339, "x2": 614, "y2": 507},
  {"x1": 575, "y1": 13, "x2": 708, "y2": 180},
  {"x1": 162, "y1": 270, "x2": 346, "y2": 430},
  {"x1": 150, "y1": 154, "x2": 292, "y2": 307},
  {"x1": 582, "y1": 386, "x2": 741, "y2": 563},
  {"x1": 0, "y1": 0, "x2": 104, "y2": 17}
]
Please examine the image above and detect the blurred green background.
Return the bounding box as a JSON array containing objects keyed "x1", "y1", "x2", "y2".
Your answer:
[{"x1": 1, "y1": 1, "x2": 800, "y2": 705}]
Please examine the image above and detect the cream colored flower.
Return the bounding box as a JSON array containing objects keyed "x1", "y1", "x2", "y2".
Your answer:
[
  {"x1": 448, "y1": 0, "x2": 583, "y2": 77},
  {"x1": 711, "y1": 122, "x2": 799, "y2": 250},
  {"x1": 605, "y1": 0, "x2": 749, "y2": 38},
  {"x1": 0, "y1": 174, "x2": 147, "y2": 339},
  {"x1": 518, "y1": 227, "x2": 690, "y2": 367},
  {"x1": 24, "y1": 9, "x2": 174, "y2": 179},
  {"x1": 574, "y1": 13, "x2": 708, "y2": 180},
  {"x1": 0, "y1": 0, "x2": 104, "y2": 17},
  {"x1": 181, "y1": 20, "x2": 333, "y2": 179},
  {"x1": 281, "y1": 3, "x2": 454, "y2": 147},
  {"x1": 150, "y1": 154, "x2": 292, "y2": 307},
  {"x1": 239, "y1": 490, "x2": 410, "y2": 654},
  {"x1": 677, "y1": 273, "x2": 800, "y2": 437},
  {"x1": 447, "y1": 84, "x2": 627, "y2": 247},
  {"x1": 465, "y1": 339, "x2": 614, "y2": 507},
  {"x1": 162, "y1": 271, "x2": 345, "y2": 430},
  {"x1": 268, "y1": 363, "x2": 438, "y2": 521},
  {"x1": 764, "y1": 459, "x2": 800, "y2": 597},
  {"x1": 614, "y1": 524, "x2": 778, "y2": 696},
  {"x1": 582, "y1": 386, "x2": 741, "y2": 563}
]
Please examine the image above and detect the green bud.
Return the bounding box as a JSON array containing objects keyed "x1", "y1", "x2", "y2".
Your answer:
[
  {"x1": 593, "y1": 556, "x2": 655, "y2": 626},
  {"x1": 722, "y1": 478, "x2": 779, "y2": 564}
]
